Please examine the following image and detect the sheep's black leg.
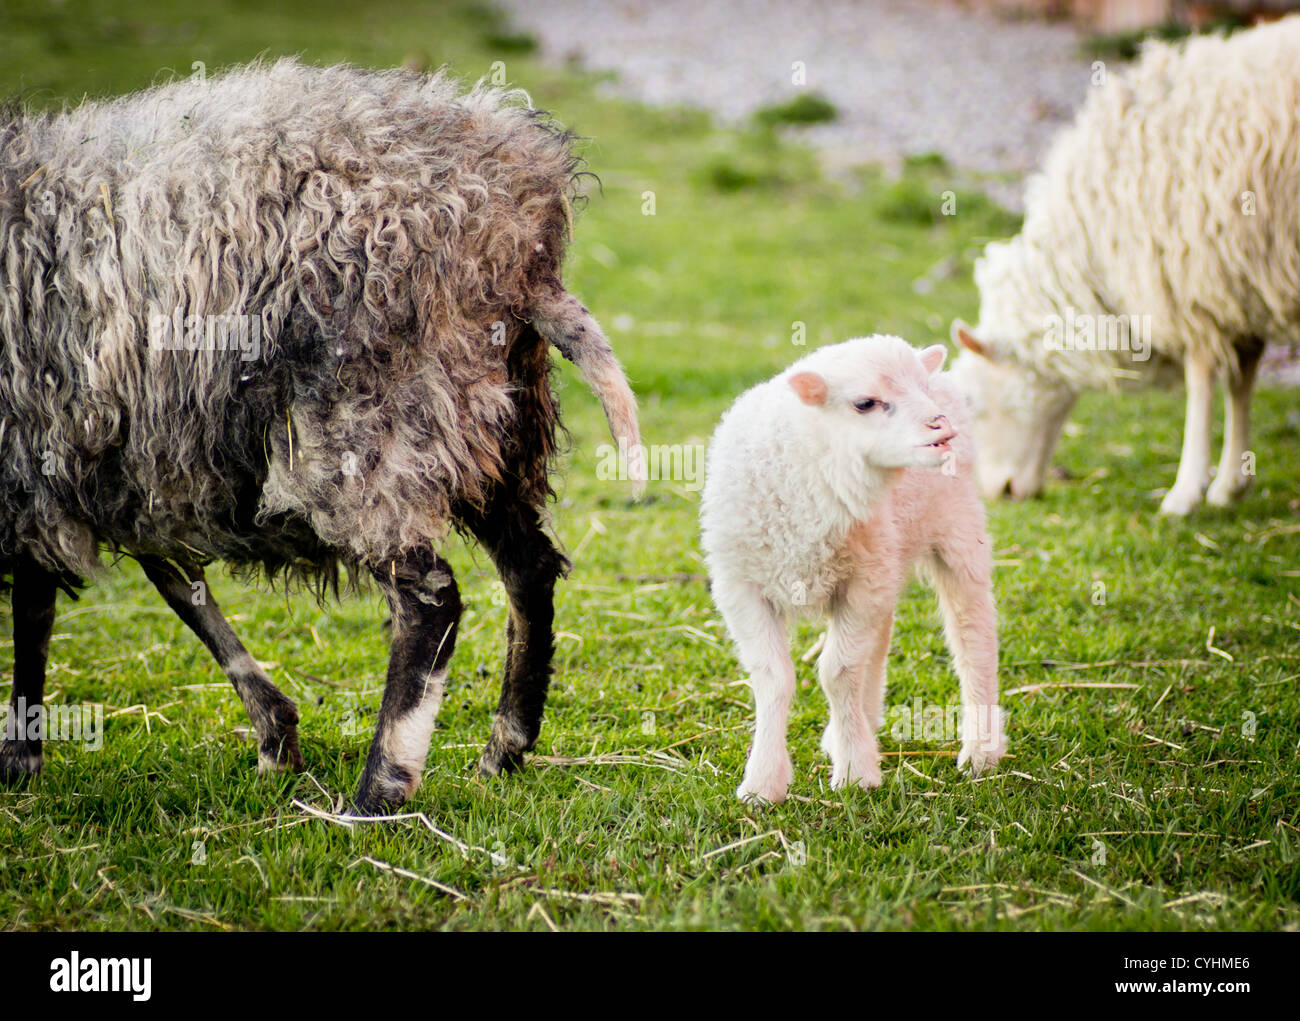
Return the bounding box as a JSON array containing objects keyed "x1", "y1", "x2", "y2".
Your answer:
[
  {"x1": 352, "y1": 548, "x2": 461, "y2": 814},
  {"x1": 463, "y1": 500, "x2": 569, "y2": 777},
  {"x1": 138, "y1": 556, "x2": 303, "y2": 774},
  {"x1": 1, "y1": 555, "x2": 59, "y2": 782}
]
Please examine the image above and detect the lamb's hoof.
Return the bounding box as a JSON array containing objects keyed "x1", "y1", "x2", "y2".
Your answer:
[
  {"x1": 736, "y1": 783, "x2": 788, "y2": 806},
  {"x1": 0, "y1": 742, "x2": 42, "y2": 785},
  {"x1": 829, "y1": 763, "x2": 881, "y2": 791},
  {"x1": 1158, "y1": 485, "x2": 1205, "y2": 516},
  {"x1": 957, "y1": 738, "x2": 1006, "y2": 777},
  {"x1": 737, "y1": 754, "x2": 793, "y2": 805}
]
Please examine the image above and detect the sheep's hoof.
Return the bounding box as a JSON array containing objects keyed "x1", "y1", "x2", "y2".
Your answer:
[
  {"x1": 251, "y1": 693, "x2": 304, "y2": 775},
  {"x1": 256, "y1": 728, "x2": 305, "y2": 775},
  {"x1": 349, "y1": 763, "x2": 419, "y2": 817},
  {"x1": 345, "y1": 788, "x2": 409, "y2": 818},
  {"x1": 0, "y1": 742, "x2": 42, "y2": 785},
  {"x1": 345, "y1": 794, "x2": 385, "y2": 819},
  {"x1": 478, "y1": 714, "x2": 533, "y2": 777},
  {"x1": 1206, "y1": 476, "x2": 1252, "y2": 507},
  {"x1": 1158, "y1": 485, "x2": 1205, "y2": 516},
  {"x1": 477, "y1": 742, "x2": 526, "y2": 778}
]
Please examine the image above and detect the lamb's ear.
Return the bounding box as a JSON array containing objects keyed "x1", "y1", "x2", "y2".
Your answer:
[
  {"x1": 919, "y1": 344, "x2": 947, "y2": 374},
  {"x1": 788, "y1": 371, "x2": 828, "y2": 406},
  {"x1": 951, "y1": 319, "x2": 991, "y2": 358}
]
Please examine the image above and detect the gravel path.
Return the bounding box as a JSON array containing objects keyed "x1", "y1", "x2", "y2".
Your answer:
[{"x1": 501, "y1": 0, "x2": 1096, "y2": 206}]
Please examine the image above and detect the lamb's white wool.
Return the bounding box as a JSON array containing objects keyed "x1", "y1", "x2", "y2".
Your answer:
[
  {"x1": 700, "y1": 335, "x2": 1005, "y2": 804},
  {"x1": 953, "y1": 17, "x2": 1300, "y2": 513}
]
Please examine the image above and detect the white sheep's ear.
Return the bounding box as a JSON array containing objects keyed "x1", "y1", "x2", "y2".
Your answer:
[
  {"x1": 919, "y1": 344, "x2": 947, "y2": 374},
  {"x1": 951, "y1": 320, "x2": 992, "y2": 358},
  {"x1": 788, "y1": 371, "x2": 828, "y2": 406}
]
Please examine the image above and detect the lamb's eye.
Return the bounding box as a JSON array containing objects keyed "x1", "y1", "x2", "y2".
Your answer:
[{"x1": 853, "y1": 398, "x2": 884, "y2": 413}]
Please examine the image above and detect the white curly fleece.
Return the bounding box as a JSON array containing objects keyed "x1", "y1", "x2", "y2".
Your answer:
[{"x1": 701, "y1": 336, "x2": 1005, "y2": 803}]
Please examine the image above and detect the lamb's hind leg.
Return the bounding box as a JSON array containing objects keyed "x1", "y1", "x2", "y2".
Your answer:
[
  {"x1": 461, "y1": 498, "x2": 569, "y2": 777},
  {"x1": 929, "y1": 550, "x2": 1005, "y2": 776},
  {"x1": 715, "y1": 579, "x2": 796, "y2": 804},
  {"x1": 352, "y1": 548, "x2": 461, "y2": 814},
  {"x1": 1160, "y1": 352, "x2": 1216, "y2": 515},
  {"x1": 139, "y1": 556, "x2": 303, "y2": 774},
  {"x1": 1207, "y1": 339, "x2": 1264, "y2": 507},
  {"x1": 1, "y1": 555, "x2": 59, "y2": 781}
]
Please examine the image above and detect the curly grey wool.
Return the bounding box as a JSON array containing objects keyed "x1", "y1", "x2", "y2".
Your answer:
[{"x1": 0, "y1": 58, "x2": 644, "y2": 812}]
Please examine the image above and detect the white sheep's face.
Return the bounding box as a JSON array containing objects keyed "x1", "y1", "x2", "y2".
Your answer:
[
  {"x1": 787, "y1": 335, "x2": 956, "y2": 470},
  {"x1": 949, "y1": 323, "x2": 1077, "y2": 500}
]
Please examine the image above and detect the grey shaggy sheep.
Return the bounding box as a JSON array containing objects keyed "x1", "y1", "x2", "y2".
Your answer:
[{"x1": 0, "y1": 59, "x2": 644, "y2": 813}]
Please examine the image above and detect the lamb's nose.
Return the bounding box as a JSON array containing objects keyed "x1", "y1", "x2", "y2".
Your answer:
[{"x1": 927, "y1": 415, "x2": 950, "y2": 430}]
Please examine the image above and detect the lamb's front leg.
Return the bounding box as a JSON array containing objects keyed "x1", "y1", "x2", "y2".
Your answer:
[
  {"x1": 352, "y1": 549, "x2": 462, "y2": 814},
  {"x1": 817, "y1": 605, "x2": 893, "y2": 792},
  {"x1": 1206, "y1": 340, "x2": 1264, "y2": 507},
  {"x1": 930, "y1": 551, "x2": 1005, "y2": 776},
  {"x1": 717, "y1": 579, "x2": 796, "y2": 804},
  {"x1": 1160, "y1": 352, "x2": 1216, "y2": 515}
]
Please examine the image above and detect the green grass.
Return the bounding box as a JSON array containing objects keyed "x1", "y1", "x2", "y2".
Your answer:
[
  {"x1": 754, "y1": 91, "x2": 838, "y2": 127},
  {"x1": 1, "y1": 0, "x2": 1298, "y2": 932},
  {"x1": 1082, "y1": 18, "x2": 1249, "y2": 63}
]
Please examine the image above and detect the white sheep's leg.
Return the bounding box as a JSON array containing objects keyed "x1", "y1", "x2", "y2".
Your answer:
[
  {"x1": 1207, "y1": 342, "x2": 1264, "y2": 507},
  {"x1": 929, "y1": 551, "x2": 1005, "y2": 776},
  {"x1": 718, "y1": 579, "x2": 796, "y2": 804},
  {"x1": 817, "y1": 602, "x2": 892, "y2": 792},
  {"x1": 1160, "y1": 353, "x2": 1216, "y2": 515}
]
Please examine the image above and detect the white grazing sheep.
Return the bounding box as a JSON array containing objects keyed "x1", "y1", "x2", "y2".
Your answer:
[
  {"x1": 952, "y1": 17, "x2": 1300, "y2": 515},
  {"x1": 700, "y1": 336, "x2": 1005, "y2": 804}
]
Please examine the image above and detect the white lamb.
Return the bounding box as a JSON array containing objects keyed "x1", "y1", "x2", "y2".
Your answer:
[
  {"x1": 700, "y1": 335, "x2": 1005, "y2": 804},
  {"x1": 952, "y1": 17, "x2": 1300, "y2": 515}
]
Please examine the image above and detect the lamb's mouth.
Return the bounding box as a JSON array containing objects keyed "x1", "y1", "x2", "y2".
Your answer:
[{"x1": 921, "y1": 429, "x2": 956, "y2": 451}]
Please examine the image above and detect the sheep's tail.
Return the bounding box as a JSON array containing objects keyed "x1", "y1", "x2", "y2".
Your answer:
[{"x1": 530, "y1": 288, "x2": 647, "y2": 495}]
